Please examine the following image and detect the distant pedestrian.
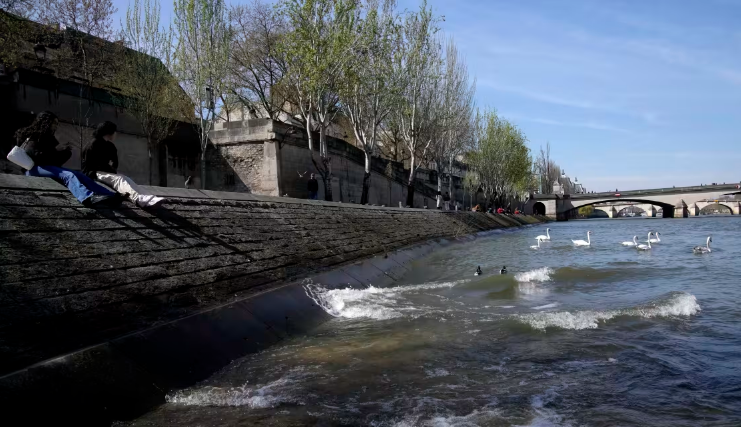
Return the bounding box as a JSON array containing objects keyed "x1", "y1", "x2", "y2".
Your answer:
[
  {"x1": 82, "y1": 121, "x2": 164, "y2": 207},
  {"x1": 307, "y1": 173, "x2": 319, "y2": 200},
  {"x1": 184, "y1": 175, "x2": 192, "y2": 189},
  {"x1": 443, "y1": 191, "x2": 451, "y2": 210}
]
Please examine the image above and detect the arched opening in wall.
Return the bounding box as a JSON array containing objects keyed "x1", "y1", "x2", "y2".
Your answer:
[
  {"x1": 700, "y1": 203, "x2": 733, "y2": 215},
  {"x1": 617, "y1": 205, "x2": 647, "y2": 218},
  {"x1": 591, "y1": 209, "x2": 609, "y2": 219},
  {"x1": 533, "y1": 202, "x2": 546, "y2": 215}
]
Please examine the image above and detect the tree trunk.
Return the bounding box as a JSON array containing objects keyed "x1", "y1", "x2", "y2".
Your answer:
[
  {"x1": 200, "y1": 148, "x2": 207, "y2": 190},
  {"x1": 436, "y1": 171, "x2": 443, "y2": 209},
  {"x1": 448, "y1": 156, "x2": 454, "y2": 207},
  {"x1": 319, "y1": 125, "x2": 332, "y2": 202},
  {"x1": 360, "y1": 151, "x2": 371, "y2": 205},
  {"x1": 406, "y1": 153, "x2": 416, "y2": 207},
  {"x1": 148, "y1": 143, "x2": 153, "y2": 185}
]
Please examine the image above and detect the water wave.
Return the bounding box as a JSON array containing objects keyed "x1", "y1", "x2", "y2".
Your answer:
[
  {"x1": 166, "y1": 368, "x2": 310, "y2": 408},
  {"x1": 305, "y1": 280, "x2": 465, "y2": 320},
  {"x1": 516, "y1": 291, "x2": 700, "y2": 331},
  {"x1": 515, "y1": 267, "x2": 554, "y2": 283}
]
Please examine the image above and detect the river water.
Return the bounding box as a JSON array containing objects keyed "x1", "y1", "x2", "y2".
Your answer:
[{"x1": 131, "y1": 216, "x2": 741, "y2": 426}]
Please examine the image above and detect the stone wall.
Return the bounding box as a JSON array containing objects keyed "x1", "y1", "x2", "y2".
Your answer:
[
  {"x1": 0, "y1": 174, "x2": 544, "y2": 376},
  {"x1": 209, "y1": 119, "x2": 440, "y2": 208},
  {"x1": 205, "y1": 141, "x2": 264, "y2": 193}
]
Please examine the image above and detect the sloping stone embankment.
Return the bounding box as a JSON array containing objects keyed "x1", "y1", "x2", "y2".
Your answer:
[{"x1": 0, "y1": 174, "x2": 544, "y2": 374}]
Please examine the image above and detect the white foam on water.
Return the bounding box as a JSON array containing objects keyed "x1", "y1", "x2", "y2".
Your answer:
[
  {"x1": 517, "y1": 386, "x2": 573, "y2": 427},
  {"x1": 533, "y1": 303, "x2": 558, "y2": 310},
  {"x1": 166, "y1": 367, "x2": 310, "y2": 408},
  {"x1": 305, "y1": 280, "x2": 465, "y2": 320},
  {"x1": 167, "y1": 379, "x2": 291, "y2": 408},
  {"x1": 427, "y1": 409, "x2": 502, "y2": 427},
  {"x1": 425, "y1": 368, "x2": 450, "y2": 378},
  {"x1": 517, "y1": 292, "x2": 701, "y2": 331},
  {"x1": 515, "y1": 267, "x2": 554, "y2": 283}
]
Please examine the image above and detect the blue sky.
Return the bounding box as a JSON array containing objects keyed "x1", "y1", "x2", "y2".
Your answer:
[{"x1": 112, "y1": 0, "x2": 741, "y2": 191}]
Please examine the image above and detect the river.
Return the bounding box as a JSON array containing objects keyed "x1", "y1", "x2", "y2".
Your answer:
[{"x1": 129, "y1": 216, "x2": 741, "y2": 426}]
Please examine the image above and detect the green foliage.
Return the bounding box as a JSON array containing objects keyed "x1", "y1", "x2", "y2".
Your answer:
[
  {"x1": 467, "y1": 109, "x2": 533, "y2": 206},
  {"x1": 578, "y1": 205, "x2": 594, "y2": 216}
]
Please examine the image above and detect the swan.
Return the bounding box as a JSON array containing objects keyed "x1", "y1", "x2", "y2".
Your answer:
[
  {"x1": 475, "y1": 266, "x2": 482, "y2": 276},
  {"x1": 535, "y1": 228, "x2": 551, "y2": 241},
  {"x1": 636, "y1": 232, "x2": 652, "y2": 250},
  {"x1": 530, "y1": 237, "x2": 543, "y2": 249},
  {"x1": 693, "y1": 237, "x2": 712, "y2": 254},
  {"x1": 636, "y1": 239, "x2": 652, "y2": 251},
  {"x1": 647, "y1": 232, "x2": 661, "y2": 243},
  {"x1": 572, "y1": 231, "x2": 592, "y2": 246},
  {"x1": 621, "y1": 236, "x2": 638, "y2": 247}
]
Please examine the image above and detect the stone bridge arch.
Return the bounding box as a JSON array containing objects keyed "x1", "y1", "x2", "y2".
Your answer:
[
  {"x1": 616, "y1": 205, "x2": 647, "y2": 217},
  {"x1": 699, "y1": 203, "x2": 734, "y2": 215},
  {"x1": 562, "y1": 198, "x2": 675, "y2": 220}
]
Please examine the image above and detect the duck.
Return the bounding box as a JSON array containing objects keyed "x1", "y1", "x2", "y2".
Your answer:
[
  {"x1": 647, "y1": 232, "x2": 661, "y2": 243},
  {"x1": 531, "y1": 237, "x2": 543, "y2": 249},
  {"x1": 693, "y1": 236, "x2": 712, "y2": 254},
  {"x1": 500, "y1": 266, "x2": 507, "y2": 274},
  {"x1": 572, "y1": 231, "x2": 592, "y2": 246},
  {"x1": 535, "y1": 228, "x2": 551, "y2": 241},
  {"x1": 621, "y1": 236, "x2": 638, "y2": 247},
  {"x1": 475, "y1": 266, "x2": 482, "y2": 276}
]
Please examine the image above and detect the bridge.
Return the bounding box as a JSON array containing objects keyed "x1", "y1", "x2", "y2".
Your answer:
[{"x1": 524, "y1": 183, "x2": 741, "y2": 220}]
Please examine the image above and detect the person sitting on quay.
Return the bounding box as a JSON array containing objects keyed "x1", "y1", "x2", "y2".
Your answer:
[
  {"x1": 15, "y1": 111, "x2": 119, "y2": 207},
  {"x1": 82, "y1": 121, "x2": 164, "y2": 208}
]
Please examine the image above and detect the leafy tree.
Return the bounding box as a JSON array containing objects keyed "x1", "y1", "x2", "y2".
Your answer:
[
  {"x1": 277, "y1": 0, "x2": 359, "y2": 201},
  {"x1": 173, "y1": 0, "x2": 231, "y2": 189},
  {"x1": 468, "y1": 109, "x2": 532, "y2": 209},
  {"x1": 339, "y1": 0, "x2": 399, "y2": 204},
  {"x1": 117, "y1": 0, "x2": 188, "y2": 185},
  {"x1": 390, "y1": 0, "x2": 442, "y2": 206}
]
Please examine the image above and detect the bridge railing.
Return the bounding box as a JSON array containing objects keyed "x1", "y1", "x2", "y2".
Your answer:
[{"x1": 534, "y1": 183, "x2": 740, "y2": 200}]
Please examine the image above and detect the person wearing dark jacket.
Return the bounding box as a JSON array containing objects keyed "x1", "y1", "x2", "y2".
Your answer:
[
  {"x1": 82, "y1": 121, "x2": 163, "y2": 207},
  {"x1": 307, "y1": 173, "x2": 319, "y2": 200},
  {"x1": 16, "y1": 111, "x2": 118, "y2": 207}
]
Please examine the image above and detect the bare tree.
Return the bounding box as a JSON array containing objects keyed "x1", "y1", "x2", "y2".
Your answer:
[
  {"x1": 117, "y1": 0, "x2": 188, "y2": 185},
  {"x1": 340, "y1": 0, "x2": 399, "y2": 204},
  {"x1": 35, "y1": 0, "x2": 119, "y2": 167},
  {"x1": 429, "y1": 38, "x2": 475, "y2": 207},
  {"x1": 391, "y1": 0, "x2": 443, "y2": 207},
  {"x1": 173, "y1": 0, "x2": 231, "y2": 189},
  {"x1": 229, "y1": 0, "x2": 287, "y2": 120},
  {"x1": 535, "y1": 142, "x2": 561, "y2": 194}
]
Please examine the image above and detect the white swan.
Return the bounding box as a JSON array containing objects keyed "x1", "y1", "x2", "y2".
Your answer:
[
  {"x1": 572, "y1": 231, "x2": 592, "y2": 246},
  {"x1": 693, "y1": 237, "x2": 712, "y2": 254},
  {"x1": 531, "y1": 237, "x2": 543, "y2": 249},
  {"x1": 647, "y1": 232, "x2": 661, "y2": 243},
  {"x1": 621, "y1": 236, "x2": 638, "y2": 247},
  {"x1": 636, "y1": 232, "x2": 652, "y2": 250},
  {"x1": 535, "y1": 228, "x2": 551, "y2": 241}
]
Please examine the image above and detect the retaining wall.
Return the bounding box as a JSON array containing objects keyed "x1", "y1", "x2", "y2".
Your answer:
[{"x1": 0, "y1": 173, "x2": 547, "y2": 425}]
